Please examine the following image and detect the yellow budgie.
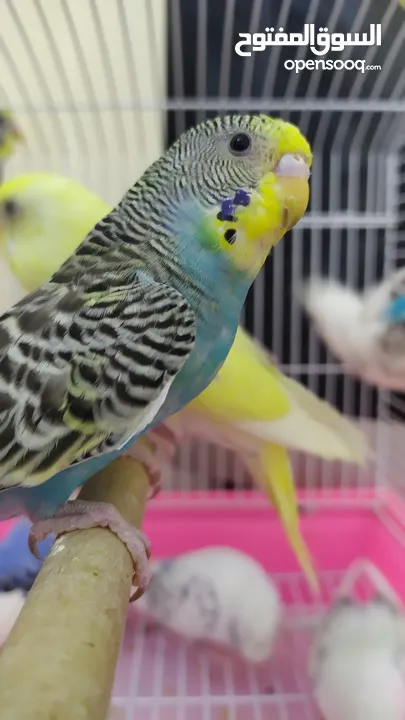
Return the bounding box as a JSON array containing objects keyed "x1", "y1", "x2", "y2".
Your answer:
[
  {"x1": 0, "y1": 111, "x2": 24, "y2": 162},
  {"x1": 0, "y1": 173, "x2": 110, "y2": 313},
  {"x1": 0, "y1": 172, "x2": 370, "y2": 591},
  {"x1": 0, "y1": 173, "x2": 110, "y2": 292}
]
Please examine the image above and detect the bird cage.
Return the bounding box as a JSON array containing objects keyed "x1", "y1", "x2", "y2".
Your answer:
[{"x1": 1, "y1": 0, "x2": 405, "y2": 718}]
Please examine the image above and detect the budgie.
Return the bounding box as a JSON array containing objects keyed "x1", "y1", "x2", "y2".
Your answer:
[
  {"x1": 302, "y1": 269, "x2": 405, "y2": 390},
  {"x1": 0, "y1": 173, "x2": 110, "y2": 314},
  {"x1": 0, "y1": 111, "x2": 23, "y2": 163},
  {"x1": 0, "y1": 169, "x2": 370, "y2": 592},
  {"x1": 0, "y1": 115, "x2": 311, "y2": 596},
  {"x1": 310, "y1": 594, "x2": 405, "y2": 720},
  {"x1": 0, "y1": 173, "x2": 110, "y2": 298},
  {"x1": 136, "y1": 546, "x2": 282, "y2": 663}
]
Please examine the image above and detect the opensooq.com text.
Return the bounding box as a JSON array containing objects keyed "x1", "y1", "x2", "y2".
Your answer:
[{"x1": 284, "y1": 58, "x2": 381, "y2": 73}]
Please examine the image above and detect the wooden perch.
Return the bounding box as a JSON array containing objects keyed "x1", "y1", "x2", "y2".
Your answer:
[{"x1": 0, "y1": 456, "x2": 150, "y2": 720}]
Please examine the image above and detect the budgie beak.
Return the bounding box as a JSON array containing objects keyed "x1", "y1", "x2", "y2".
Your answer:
[
  {"x1": 6, "y1": 118, "x2": 25, "y2": 147},
  {"x1": 273, "y1": 154, "x2": 310, "y2": 235},
  {"x1": 11, "y1": 125, "x2": 24, "y2": 143},
  {"x1": 0, "y1": 113, "x2": 25, "y2": 160}
]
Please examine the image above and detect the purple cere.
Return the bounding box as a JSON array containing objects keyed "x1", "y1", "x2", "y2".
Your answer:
[
  {"x1": 234, "y1": 189, "x2": 250, "y2": 206},
  {"x1": 220, "y1": 198, "x2": 235, "y2": 220}
]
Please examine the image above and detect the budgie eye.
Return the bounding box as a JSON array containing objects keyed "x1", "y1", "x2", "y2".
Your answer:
[
  {"x1": 3, "y1": 200, "x2": 20, "y2": 219},
  {"x1": 228, "y1": 132, "x2": 252, "y2": 156},
  {"x1": 224, "y1": 228, "x2": 236, "y2": 245}
]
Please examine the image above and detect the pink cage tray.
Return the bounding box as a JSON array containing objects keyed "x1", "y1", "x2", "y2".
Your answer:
[{"x1": 1, "y1": 488, "x2": 405, "y2": 719}]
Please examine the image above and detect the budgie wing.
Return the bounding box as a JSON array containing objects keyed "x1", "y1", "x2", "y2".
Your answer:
[{"x1": 0, "y1": 280, "x2": 196, "y2": 489}]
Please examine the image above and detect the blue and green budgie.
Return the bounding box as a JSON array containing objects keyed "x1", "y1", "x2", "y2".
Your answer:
[{"x1": 0, "y1": 115, "x2": 311, "y2": 595}]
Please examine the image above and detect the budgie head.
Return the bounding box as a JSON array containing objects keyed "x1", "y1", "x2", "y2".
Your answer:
[
  {"x1": 0, "y1": 111, "x2": 24, "y2": 161},
  {"x1": 147, "y1": 114, "x2": 311, "y2": 285},
  {"x1": 0, "y1": 173, "x2": 110, "y2": 292},
  {"x1": 312, "y1": 595, "x2": 405, "y2": 667}
]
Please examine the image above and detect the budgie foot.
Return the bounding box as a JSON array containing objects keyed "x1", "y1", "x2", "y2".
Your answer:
[
  {"x1": 28, "y1": 499, "x2": 152, "y2": 601},
  {"x1": 124, "y1": 432, "x2": 178, "y2": 501}
]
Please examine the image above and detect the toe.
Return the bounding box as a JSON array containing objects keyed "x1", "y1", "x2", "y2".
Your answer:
[
  {"x1": 129, "y1": 586, "x2": 145, "y2": 602},
  {"x1": 28, "y1": 531, "x2": 42, "y2": 560}
]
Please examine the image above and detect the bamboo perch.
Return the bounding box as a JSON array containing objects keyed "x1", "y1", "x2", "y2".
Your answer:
[{"x1": 0, "y1": 456, "x2": 150, "y2": 720}]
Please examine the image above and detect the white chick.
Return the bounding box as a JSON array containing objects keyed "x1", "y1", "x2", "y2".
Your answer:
[
  {"x1": 135, "y1": 546, "x2": 281, "y2": 663},
  {"x1": 309, "y1": 594, "x2": 405, "y2": 720},
  {"x1": 302, "y1": 269, "x2": 405, "y2": 390},
  {"x1": 0, "y1": 589, "x2": 25, "y2": 646}
]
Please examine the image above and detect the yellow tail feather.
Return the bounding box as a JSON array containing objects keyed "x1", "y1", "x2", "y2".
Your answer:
[{"x1": 243, "y1": 443, "x2": 319, "y2": 592}]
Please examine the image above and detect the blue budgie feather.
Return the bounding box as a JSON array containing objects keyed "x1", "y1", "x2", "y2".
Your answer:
[
  {"x1": 0, "y1": 519, "x2": 52, "y2": 591},
  {"x1": 385, "y1": 295, "x2": 405, "y2": 324}
]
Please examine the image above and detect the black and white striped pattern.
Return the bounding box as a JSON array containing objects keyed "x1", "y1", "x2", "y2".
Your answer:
[{"x1": 0, "y1": 281, "x2": 195, "y2": 488}]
